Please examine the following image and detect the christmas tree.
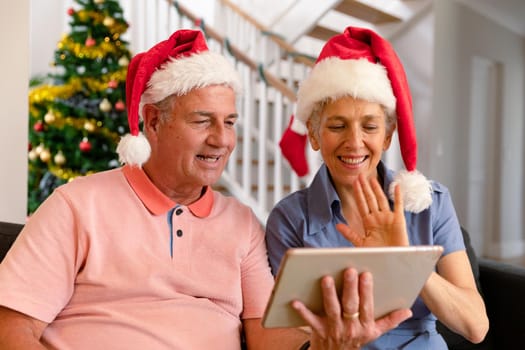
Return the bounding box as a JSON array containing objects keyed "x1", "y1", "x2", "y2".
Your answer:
[{"x1": 27, "y1": 0, "x2": 131, "y2": 214}]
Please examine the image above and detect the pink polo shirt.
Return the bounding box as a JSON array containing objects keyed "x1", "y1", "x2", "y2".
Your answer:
[{"x1": 0, "y1": 166, "x2": 274, "y2": 349}]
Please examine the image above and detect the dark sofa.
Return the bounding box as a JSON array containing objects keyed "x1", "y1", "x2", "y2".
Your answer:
[
  {"x1": 1, "y1": 221, "x2": 524, "y2": 348},
  {"x1": 436, "y1": 258, "x2": 525, "y2": 349},
  {"x1": 436, "y1": 228, "x2": 525, "y2": 349}
]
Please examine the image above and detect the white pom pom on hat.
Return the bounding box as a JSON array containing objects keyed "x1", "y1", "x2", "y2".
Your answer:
[
  {"x1": 117, "y1": 29, "x2": 241, "y2": 166},
  {"x1": 295, "y1": 26, "x2": 432, "y2": 213},
  {"x1": 116, "y1": 133, "x2": 151, "y2": 166}
]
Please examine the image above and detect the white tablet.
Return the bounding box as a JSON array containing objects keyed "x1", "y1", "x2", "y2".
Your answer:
[{"x1": 262, "y1": 245, "x2": 443, "y2": 328}]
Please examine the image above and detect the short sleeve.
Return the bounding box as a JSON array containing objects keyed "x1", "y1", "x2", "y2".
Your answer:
[
  {"x1": 0, "y1": 190, "x2": 82, "y2": 323},
  {"x1": 240, "y1": 211, "x2": 275, "y2": 319}
]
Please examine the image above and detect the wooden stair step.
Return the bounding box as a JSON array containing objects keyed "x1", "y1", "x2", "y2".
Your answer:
[
  {"x1": 336, "y1": 0, "x2": 402, "y2": 24},
  {"x1": 307, "y1": 0, "x2": 403, "y2": 42}
]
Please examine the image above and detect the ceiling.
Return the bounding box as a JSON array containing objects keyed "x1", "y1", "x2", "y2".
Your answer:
[
  {"x1": 287, "y1": 0, "x2": 525, "y2": 57},
  {"x1": 459, "y1": 0, "x2": 525, "y2": 36},
  {"x1": 231, "y1": 0, "x2": 525, "y2": 58}
]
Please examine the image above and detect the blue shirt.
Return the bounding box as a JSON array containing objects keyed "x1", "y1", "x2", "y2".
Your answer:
[{"x1": 265, "y1": 162, "x2": 465, "y2": 349}]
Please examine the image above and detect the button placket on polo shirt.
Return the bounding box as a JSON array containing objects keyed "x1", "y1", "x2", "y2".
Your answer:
[
  {"x1": 175, "y1": 207, "x2": 184, "y2": 237},
  {"x1": 167, "y1": 205, "x2": 188, "y2": 258}
]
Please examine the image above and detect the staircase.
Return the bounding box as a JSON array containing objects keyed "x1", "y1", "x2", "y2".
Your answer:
[
  {"x1": 219, "y1": 0, "x2": 432, "y2": 57},
  {"x1": 125, "y1": 0, "x2": 432, "y2": 224}
]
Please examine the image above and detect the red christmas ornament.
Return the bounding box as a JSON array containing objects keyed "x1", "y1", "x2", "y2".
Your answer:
[
  {"x1": 85, "y1": 37, "x2": 96, "y2": 47},
  {"x1": 67, "y1": 7, "x2": 75, "y2": 16},
  {"x1": 79, "y1": 137, "x2": 92, "y2": 152},
  {"x1": 107, "y1": 80, "x2": 118, "y2": 89},
  {"x1": 114, "y1": 100, "x2": 125, "y2": 111},
  {"x1": 33, "y1": 120, "x2": 44, "y2": 132}
]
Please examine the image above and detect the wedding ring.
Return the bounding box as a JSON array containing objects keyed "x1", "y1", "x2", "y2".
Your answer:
[{"x1": 342, "y1": 311, "x2": 359, "y2": 320}]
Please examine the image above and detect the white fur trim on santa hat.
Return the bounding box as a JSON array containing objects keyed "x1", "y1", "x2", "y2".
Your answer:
[
  {"x1": 116, "y1": 132, "x2": 151, "y2": 166},
  {"x1": 139, "y1": 51, "x2": 241, "y2": 120},
  {"x1": 296, "y1": 57, "x2": 396, "y2": 124},
  {"x1": 389, "y1": 169, "x2": 433, "y2": 213},
  {"x1": 290, "y1": 114, "x2": 308, "y2": 135}
]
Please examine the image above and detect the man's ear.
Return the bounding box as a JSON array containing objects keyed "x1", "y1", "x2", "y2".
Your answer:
[
  {"x1": 142, "y1": 104, "x2": 161, "y2": 135},
  {"x1": 307, "y1": 120, "x2": 320, "y2": 151}
]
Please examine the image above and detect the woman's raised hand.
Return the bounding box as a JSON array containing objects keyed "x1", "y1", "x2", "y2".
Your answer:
[{"x1": 337, "y1": 174, "x2": 409, "y2": 247}]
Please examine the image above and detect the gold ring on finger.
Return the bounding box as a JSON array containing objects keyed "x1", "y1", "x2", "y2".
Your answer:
[{"x1": 342, "y1": 311, "x2": 359, "y2": 320}]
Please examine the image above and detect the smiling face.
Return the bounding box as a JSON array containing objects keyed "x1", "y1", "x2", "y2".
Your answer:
[
  {"x1": 307, "y1": 96, "x2": 395, "y2": 191},
  {"x1": 142, "y1": 85, "x2": 238, "y2": 202}
]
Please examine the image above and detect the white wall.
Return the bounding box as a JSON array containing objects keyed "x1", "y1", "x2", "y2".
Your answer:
[
  {"x1": 433, "y1": 0, "x2": 524, "y2": 258},
  {"x1": 30, "y1": 0, "x2": 68, "y2": 77},
  {"x1": 0, "y1": 0, "x2": 29, "y2": 224},
  {"x1": 386, "y1": 12, "x2": 435, "y2": 176}
]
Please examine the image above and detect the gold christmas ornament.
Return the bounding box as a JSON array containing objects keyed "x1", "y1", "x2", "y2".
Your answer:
[
  {"x1": 84, "y1": 121, "x2": 96, "y2": 132},
  {"x1": 34, "y1": 143, "x2": 45, "y2": 155},
  {"x1": 118, "y1": 56, "x2": 129, "y2": 66},
  {"x1": 39, "y1": 149, "x2": 51, "y2": 163},
  {"x1": 44, "y1": 110, "x2": 56, "y2": 124},
  {"x1": 99, "y1": 98, "x2": 112, "y2": 112},
  {"x1": 103, "y1": 17, "x2": 115, "y2": 27},
  {"x1": 94, "y1": 0, "x2": 105, "y2": 4},
  {"x1": 54, "y1": 151, "x2": 66, "y2": 165},
  {"x1": 28, "y1": 150, "x2": 38, "y2": 161}
]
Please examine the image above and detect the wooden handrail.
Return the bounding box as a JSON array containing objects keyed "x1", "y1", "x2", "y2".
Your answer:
[
  {"x1": 220, "y1": 0, "x2": 315, "y2": 67},
  {"x1": 220, "y1": 0, "x2": 266, "y2": 32},
  {"x1": 168, "y1": 0, "x2": 297, "y2": 101}
]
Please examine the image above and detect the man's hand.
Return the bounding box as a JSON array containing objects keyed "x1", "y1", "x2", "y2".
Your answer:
[{"x1": 291, "y1": 268, "x2": 411, "y2": 349}]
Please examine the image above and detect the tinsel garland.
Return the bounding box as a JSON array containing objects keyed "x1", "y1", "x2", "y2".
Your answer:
[
  {"x1": 48, "y1": 164, "x2": 95, "y2": 182},
  {"x1": 57, "y1": 35, "x2": 126, "y2": 60},
  {"x1": 28, "y1": 67, "x2": 127, "y2": 116},
  {"x1": 74, "y1": 9, "x2": 128, "y2": 35}
]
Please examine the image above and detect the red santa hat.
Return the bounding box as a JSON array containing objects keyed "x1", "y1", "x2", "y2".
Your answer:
[
  {"x1": 296, "y1": 26, "x2": 432, "y2": 213},
  {"x1": 116, "y1": 29, "x2": 241, "y2": 166}
]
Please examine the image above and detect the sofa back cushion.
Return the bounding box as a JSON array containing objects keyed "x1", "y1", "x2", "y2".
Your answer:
[{"x1": 0, "y1": 221, "x2": 24, "y2": 262}]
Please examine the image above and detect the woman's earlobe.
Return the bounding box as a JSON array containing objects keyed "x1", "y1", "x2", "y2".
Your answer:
[
  {"x1": 307, "y1": 130, "x2": 320, "y2": 151},
  {"x1": 383, "y1": 139, "x2": 392, "y2": 151},
  {"x1": 383, "y1": 129, "x2": 395, "y2": 151},
  {"x1": 309, "y1": 135, "x2": 320, "y2": 151},
  {"x1": 306, "y1": 122, "x2": 321, "y2": 151}
]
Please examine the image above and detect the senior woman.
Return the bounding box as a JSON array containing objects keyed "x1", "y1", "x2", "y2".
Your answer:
[{"x1": 266, "y1": 26, "x2": 488, "y2": 349}]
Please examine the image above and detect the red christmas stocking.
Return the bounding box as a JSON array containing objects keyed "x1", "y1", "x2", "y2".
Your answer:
[{"x1": 279, "y1": 115, "x2": 309, "y2": 177}]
